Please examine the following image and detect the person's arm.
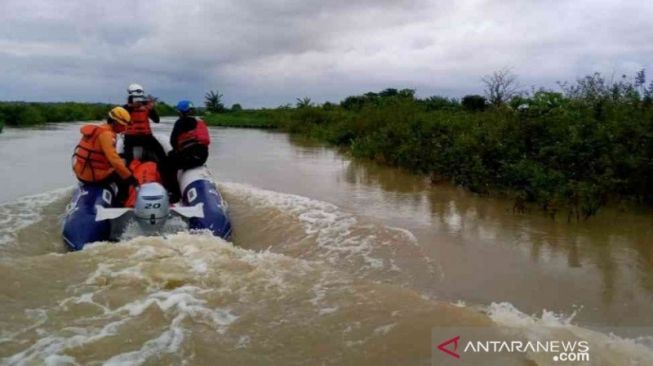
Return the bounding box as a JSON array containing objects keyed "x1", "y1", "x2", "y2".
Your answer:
[
  {"x1": 170, "y1": 120, "x2": 181, "y2": 149},
  {"x1": 98, "y1": 132, "x2": 132, "y2": 179},
  {"x1": 148, "y1": 105, "x2": 160, "y2": 123}
]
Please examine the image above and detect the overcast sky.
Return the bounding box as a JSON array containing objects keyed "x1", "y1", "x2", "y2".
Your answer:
[{"x1": 1, "y1": 0, "x2": 652, "y2": 107}]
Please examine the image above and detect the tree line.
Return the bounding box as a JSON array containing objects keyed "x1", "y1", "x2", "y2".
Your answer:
[{"x1": 0, "y1": 101, "x2": 177, "y2": 129}]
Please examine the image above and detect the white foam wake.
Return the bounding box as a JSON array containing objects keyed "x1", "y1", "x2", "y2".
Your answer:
[
  {"x1": 220, "y1": 182, "x2": 437, "y2": 282},
  {"x1": 0, "y1": 187, "x2": 72, "y2": 247},
  {"x1": 487, "y1": 302, "x2": 653, "y2": 365}
]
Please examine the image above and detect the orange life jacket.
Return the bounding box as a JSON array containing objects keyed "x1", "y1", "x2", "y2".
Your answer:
[
  {"x1": 72, "y1": 124, "x2": 114, "y2": 182},
  {"x1": 175, "y1": 119, "x2": 210, "y2": 151},
  {"x1": 125, "y1": 160, "x2": 162, "y2": 207},
  {"x1": 125, "y1": 106, "x2": 152, "y2": 135}
]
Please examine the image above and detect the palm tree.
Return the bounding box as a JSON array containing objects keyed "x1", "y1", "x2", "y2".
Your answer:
[
  {"x1": 296, "y1": 97, "x2": 313, "y2": 108},
  {"x1": 205, "y1": 90, "x2": 225, "y2": 113}
]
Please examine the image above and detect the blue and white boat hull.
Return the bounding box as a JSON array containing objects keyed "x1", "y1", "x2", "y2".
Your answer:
[{"x1": 62, "y1": 166, "x2": 232, "y2": 251}]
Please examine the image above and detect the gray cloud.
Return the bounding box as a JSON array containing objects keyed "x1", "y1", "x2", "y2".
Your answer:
[{"x1": 0, "y1": 0, "x2": 651, "y2": 107}]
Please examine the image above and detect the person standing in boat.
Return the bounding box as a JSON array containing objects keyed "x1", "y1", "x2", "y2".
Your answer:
[
  {"x1": 122, "y1": 83, "x2": 167, "y2": 164},
  {"x1": 72, "y1": 106, "x2": 139, "y2": 203},
  {"x1": 165, "y1": 100, "x2": 211, "y2": 202}
]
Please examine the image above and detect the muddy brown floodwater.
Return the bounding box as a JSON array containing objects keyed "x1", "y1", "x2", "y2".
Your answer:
[{"x1": 0, "y1": 120, "x2": 652, "y2": 365}]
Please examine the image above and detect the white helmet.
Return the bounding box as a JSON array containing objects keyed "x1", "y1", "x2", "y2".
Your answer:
[{"x1": 127, "y1": 83, "x2": 145, "y2": 97}]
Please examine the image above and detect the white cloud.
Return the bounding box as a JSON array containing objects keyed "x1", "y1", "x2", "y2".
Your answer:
[{"x1": 0, "y1": 0, "x2": 651, "y2": 106}]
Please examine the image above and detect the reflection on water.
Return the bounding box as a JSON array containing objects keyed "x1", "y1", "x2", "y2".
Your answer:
[
  {"x1": 287, "y1": 132, "x2": 653, "y2": 326},
  {"x1": 343, "y1": 159, "x2": 432, "y2": 194}
]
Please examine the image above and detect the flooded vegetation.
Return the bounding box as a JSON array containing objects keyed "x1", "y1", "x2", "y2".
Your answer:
[{"x1": 205, "y1": 71, "x2": 653, "y2": 220}]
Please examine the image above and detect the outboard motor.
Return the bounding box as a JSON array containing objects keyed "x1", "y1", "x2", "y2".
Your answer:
[{"x1": 133, "y1": 182, "x2": 170, "y2": 234}]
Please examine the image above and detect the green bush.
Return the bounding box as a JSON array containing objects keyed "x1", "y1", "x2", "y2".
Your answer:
[
  {"x1": 461, "y1": 95, "x2": 487, "y2": 111},
  {"x1": 155, "y1": 102, "x2": 177, "y2": 116},
  {"x1": 233, "y1": 78, "x2": 653, "y2": 218},
  {"x1": 203, "y1": 110, "x2": 280, "y2": 128},
  {"x1": 19, "y1": 106, "x2": 46, "y2": 125},
  {"x1": 421, "y1": 96, "x2": 460, "y2": 111},
  {"x1": 0, "y1": 102, "x2": 112, "y2": 127}
]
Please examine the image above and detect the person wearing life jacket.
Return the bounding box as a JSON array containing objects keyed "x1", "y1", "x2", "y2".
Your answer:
[
  {"x1": 169, "y1": 100, "x2": 210, "y2": 168},
  {"x1": 72, "y1": 106, "x2": 139, "y2": 203},
  {"x1": 121, "y1": 83, "x2": 167, "y2": 164},
  {"x1": 165, "y1": 100, "x2": 211, "y2": 202}
]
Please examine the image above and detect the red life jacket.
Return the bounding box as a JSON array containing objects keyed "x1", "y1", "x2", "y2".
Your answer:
[
  {"x1": 125, "y1": 160, "x2": 162, "y2": 207},
  {"x1": 125, "y1": 106, "x2": 152, "y2": 135},
  {"x1": 72, "y1": 124, "x2": 113, "y2": 182},
  {"x1": 175, "y1": 119, "x2": 210, "y2": 151}
]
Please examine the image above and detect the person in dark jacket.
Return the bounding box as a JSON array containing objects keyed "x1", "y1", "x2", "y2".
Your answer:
[{"x1": 165, "y1": 100, "x2": 211, "y2": 202}]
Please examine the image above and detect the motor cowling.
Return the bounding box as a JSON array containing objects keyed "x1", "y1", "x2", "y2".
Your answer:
[{"x1": 134, "y1": 182, "x2": 170, "y2": 233}]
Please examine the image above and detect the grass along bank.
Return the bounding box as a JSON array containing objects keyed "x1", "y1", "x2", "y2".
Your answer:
[{"x1": 203, "y1": 110, "x2": 279, "y2": 128}]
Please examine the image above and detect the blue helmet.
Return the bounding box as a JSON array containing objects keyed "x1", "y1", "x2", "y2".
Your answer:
[{"x1": 176, "y1": 100, "x2": 194, "y2": 113}]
